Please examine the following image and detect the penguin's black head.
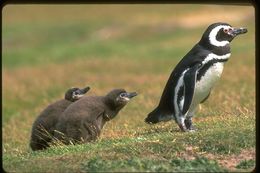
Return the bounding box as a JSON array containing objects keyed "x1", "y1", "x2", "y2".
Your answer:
[
  {"x1": 105, "y1": 89, "x2": 138, "y2": 112},
  {"x1": 65, "y1": 86, "x2": 90, "y2": 102},
  {"x1": 200, "y1": 22, "x2": 247, "y2": 47}
]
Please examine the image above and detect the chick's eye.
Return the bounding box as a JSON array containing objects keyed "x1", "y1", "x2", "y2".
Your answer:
[
  {"x1": 73, "y1": 91, "x2": 79, "y2": 95},
  {"x1": 120, "y1": 93, "x2": 127, "y2": 97}
]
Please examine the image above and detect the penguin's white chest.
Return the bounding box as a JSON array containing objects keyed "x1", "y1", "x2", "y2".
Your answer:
[{"x1": 194, "y1": 62, "x2": 224, "y2": 104}]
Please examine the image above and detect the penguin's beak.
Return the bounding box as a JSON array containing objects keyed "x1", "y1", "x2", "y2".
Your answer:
[
  {"x1": 79, "y1": 86, "x2": 90, "y2": 94},
  {"x1": 73, "y1": 86, "x2": 90, "y2": 99},
  {"x1": 126, "y1": 92, "x2": 138, "y2": 99},
  {"x1": 117, "y1": 91, "x2": 138, "y2": 102},
  {"x1": 123, "y1": 92, "x2": 137, "y2": 101},
  {"x1": 230, "y1": 27, "x2": 247, "y2": 36},
  {"x1": 120, "y1": 92, "x2": 138, "y2": 102}
]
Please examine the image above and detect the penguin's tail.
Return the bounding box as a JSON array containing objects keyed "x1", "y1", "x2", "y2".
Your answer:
[{"x1": 145, "y1": 107, "x2": 173, "y2": 124}]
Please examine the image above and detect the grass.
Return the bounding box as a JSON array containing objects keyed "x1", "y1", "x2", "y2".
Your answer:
[
  {"x1": 2, "y1": 4, "x2": 255, "y2": 172},
  {"x1": 81, "y1": 156, "x2": 227, "y2": 172},
  {"x1": 236, "y1": 159, "x2": 255, "y2": 170}
]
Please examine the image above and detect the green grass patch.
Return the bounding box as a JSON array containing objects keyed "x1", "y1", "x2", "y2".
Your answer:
[
  {"x1": 236, "y1": 159, "x2": 255, "y2": 170},
  {"x1": 81, "y1": 156, "x2": 227, "y2": 172},
  {"x1": 3, "y1": 113, "x2": 255, "y2": 172}
]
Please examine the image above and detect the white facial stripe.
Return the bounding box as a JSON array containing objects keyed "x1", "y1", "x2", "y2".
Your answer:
[
  {"x1": 117, "y1": 96, "x2": 130, "y2": 102},
  {"x1": 202, "y1": 53, "x2": 231, "y2": 65},
  {"x1": 73, "y1": 94, "x2": 84, "y2": 99},
  {"x1": 174, "y1": 69, "x2": 188, "y2": 119},
  {"x1": 123, "y1": 97, "x2": 130, "y2": 101},
  {"x1": 76, "y1": 94, "x2": 84, "y2": 98},
  {"x1": 209, "y1": 25, "x2": 231, "y2": 47}
]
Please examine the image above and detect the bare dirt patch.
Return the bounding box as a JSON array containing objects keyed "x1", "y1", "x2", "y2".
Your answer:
[
  {"x1": 177, "y1": 146, "x2": 255, "y2": 171},
  {"x1": 215, "y1": 148, "x2": 255, "y2": 171}
]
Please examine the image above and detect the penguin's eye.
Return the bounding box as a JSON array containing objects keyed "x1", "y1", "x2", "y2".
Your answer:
[
  {"x1": 120, "y1": 93, "x2": 127, "y2": 98},
  {"x1": 224, "y1": 28, "x2": 232, "y2": 33},
  {"x1": 223, "y1": 29, "x2": 228, "y2": 33}
]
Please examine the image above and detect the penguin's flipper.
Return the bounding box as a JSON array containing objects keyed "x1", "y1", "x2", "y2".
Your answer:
[{"x1": 182, "y1": 63, "x2": 201, "y2": 115}]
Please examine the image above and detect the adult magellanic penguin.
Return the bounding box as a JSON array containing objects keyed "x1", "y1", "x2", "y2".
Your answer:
[
  {"x1": 145, "y1": 22, "x2": 247, "y2": 132},
  {"x1": 30, "y1": 86, "x2": 90, "y2": 151}
]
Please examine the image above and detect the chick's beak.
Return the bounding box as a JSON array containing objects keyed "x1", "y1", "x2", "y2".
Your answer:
[
  {"x1": 79, "y1": 86, "x2": 90, "y2": 94},
  {"x1": 126, "y1": 92, "x2": 138, "y2": 99}
]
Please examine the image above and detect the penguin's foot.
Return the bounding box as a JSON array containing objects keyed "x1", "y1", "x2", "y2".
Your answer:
[
  {"x1": 178, "y1": 123, "x2": 188, "y2": 132},
  {"x1": 178, "y1": 123, "x2": 197, "y2": 132},
  {"x1": 181, "y1": 127, "x2": 197, "y2": 132},
  {"x1": 184, "y1": 119, "x2": 197, "y2": 131},
  {"x1": 187, "y1": 129, "x2": 196, "y2": 133},
  {"x1": 188, "y1": 125, "x2": 197, "y2": 131}
]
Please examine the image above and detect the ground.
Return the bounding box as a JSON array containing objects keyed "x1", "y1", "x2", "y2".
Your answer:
[{"x1": 2, "y1": 4, "x2": 255, "y2": 172}]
